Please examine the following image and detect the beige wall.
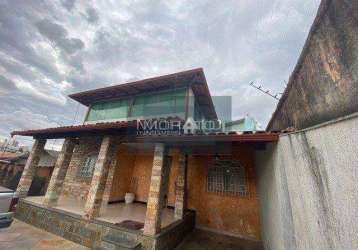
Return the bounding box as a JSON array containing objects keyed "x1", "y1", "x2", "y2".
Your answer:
[{"x1": 256, "y1": 114, "x2": 358, "y2": 250}]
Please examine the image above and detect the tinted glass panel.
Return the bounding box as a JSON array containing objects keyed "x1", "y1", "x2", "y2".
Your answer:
[
  {"x1": 86, "y1": 99, "x2": 129, "y2": 121},
  {"x1": 131, "y1": 89, "x2": 186, "y2": 118}
]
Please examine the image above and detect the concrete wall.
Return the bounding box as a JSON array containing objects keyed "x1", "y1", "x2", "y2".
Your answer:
[
  {"x1": 256, "y1": 113, "x2": 358, "y2": 250},
  {"x1": 267, "y1": 0, "x2": 358, "y2": 131}
]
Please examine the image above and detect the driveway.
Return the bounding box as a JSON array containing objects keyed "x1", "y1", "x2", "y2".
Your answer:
[{"x1": 0, "y1": 219, "x2": 88, "y2": 250}]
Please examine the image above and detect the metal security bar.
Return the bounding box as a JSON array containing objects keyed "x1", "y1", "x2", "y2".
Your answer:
[
  {"x1": 207, "y1": 159, "x2": 248, "y2": 196},
  {"x1": 78, "y1": 154, "x2": 98, "y2": 177}
]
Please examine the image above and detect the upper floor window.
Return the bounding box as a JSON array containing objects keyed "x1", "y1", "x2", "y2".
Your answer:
[
  {"x1": 131, "y1": 89, "x2": 186, "y2": 118},
  {"x1": 78, "y1": 153, "x2": 98, "y2": 177},
  {"x1": 85, "y1": 89, "x2": 187, "y2": 122},
  {"x1": 207, "y1": 158, "x2": 248, "y2": 196},
  {"x1": 86, "y1": 99, "x2": 129, "y2": 122}
]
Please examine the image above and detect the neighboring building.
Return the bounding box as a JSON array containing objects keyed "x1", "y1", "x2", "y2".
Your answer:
[
  {"x1": 0, "y1": 139, "x2": 29, "y2": 153},
  {"x1": 266, "y1": 0, "x2": 358, "y2": 131},
  {"x1": 225, "y1": 116, "x2": 259, "y2": 132},
  {"x1": 11, "y1": 68, "x2": 279, "y2": 249},
  {"x1": 0, "y1": 150, "x2": 58, "y2": 195}
]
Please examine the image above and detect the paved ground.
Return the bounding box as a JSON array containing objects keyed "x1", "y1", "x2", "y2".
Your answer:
[
  {"x1": 0, "y1": 219, "x2": 89, "y2": 250},
  {"x1": 176, "y1": 229, "x2": 263, "y2": 250},
  {"x1": 1, "y1": 220, "x2": 262, "y2": 250}
]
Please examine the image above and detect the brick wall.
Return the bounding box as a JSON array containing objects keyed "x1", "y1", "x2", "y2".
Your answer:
[
  {"x1": 61, "y1": 136, "x2": 102, "y2": 201},
  {"x1": 186, "y1": 144, "x2": 261, "y2": 240}
]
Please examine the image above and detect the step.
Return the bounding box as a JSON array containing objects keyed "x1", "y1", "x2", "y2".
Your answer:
[{"x1": 98, "y1": 234, "x2": 142, "y2": 250}]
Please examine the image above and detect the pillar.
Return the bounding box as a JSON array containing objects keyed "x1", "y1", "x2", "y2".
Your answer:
[
  {"x1": 143, "y1": 143, "x2": 167, "y2": 235},
  {"x1": 174, "y1": 152, "x2": 188, "y2": 219},
  {"x1": 43, "y1": 138, "x2": 76, "y2": 207},
  {"x1": 100, "y1": 156, "x2": 117, "y2": 212},
  {"x1": 84, "y1": 136, "x2": 116, "y2": 219},
  {"x1": 16, "y1": 138, "x2": 46, "y2": 198}
]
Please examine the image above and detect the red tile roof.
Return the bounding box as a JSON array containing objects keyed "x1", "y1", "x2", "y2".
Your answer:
[
  {"x1": 11, "y1": 120, "x2": 280, "y2": 142},
  {"x1": 11, "y1": 120, "x2": 134, "y2": 138},
  {"x1": 69, "y1": 68, "x2": 217, "y2": 120}
]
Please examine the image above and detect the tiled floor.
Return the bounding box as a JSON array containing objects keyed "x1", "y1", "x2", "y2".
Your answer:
[
  {"x1": 26, "y1": 196, "x2": 176, "y2": 228},
  {"x1": 0, "y1": 219, "x2": 88, "y2": 250}
]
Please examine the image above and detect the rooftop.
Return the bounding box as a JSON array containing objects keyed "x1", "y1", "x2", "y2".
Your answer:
[{"x1": 69, "y1": 68, "x2": 217, "y2": 120}]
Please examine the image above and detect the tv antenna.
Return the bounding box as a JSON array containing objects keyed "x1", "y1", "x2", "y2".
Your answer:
[{"x1": 249, "y1": 81, "x2": 281, "y2": 100}]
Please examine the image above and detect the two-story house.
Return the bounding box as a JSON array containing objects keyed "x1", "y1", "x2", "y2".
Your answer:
[{"x1": 12, "y1": 68, "x2": 278, "y2": 249}]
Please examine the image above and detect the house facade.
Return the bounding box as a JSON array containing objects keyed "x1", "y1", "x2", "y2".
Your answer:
[{"x1": 12, "y1": 68, "x2": 278, "y2": 249}]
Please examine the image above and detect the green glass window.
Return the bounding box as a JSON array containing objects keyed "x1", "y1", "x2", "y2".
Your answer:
[
  {"x1": 85, "y1": 89, "x2": 187, "y2": 122},
  {"x1": 130, "y1": 89, "x2": 186, "y2": 118},
  {"x1": 86, "y1": 99, "x2": 129, "y2": 121}
]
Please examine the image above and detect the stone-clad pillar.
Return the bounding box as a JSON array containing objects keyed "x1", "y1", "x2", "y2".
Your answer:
[
  {"x1": 174, "y1": 152, "x2": 188, "y2": 219},
  {"x1": 16, "y1": 139, "x2": 46, "y2": 198},
  {"x1": 143, "y1": 143, "x2": 167, "y2": 235},
  {"x1": 84, "y1": 136, "x2": 116, "y2": 219},
  {"x1": 100, "y1": 156, "x2": 117, "y2": 212},
  {"x1": 43, "y1": 138, "x2": 76, "y2": 207}
]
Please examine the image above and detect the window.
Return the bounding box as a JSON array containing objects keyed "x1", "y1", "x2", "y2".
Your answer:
[
  {"x1": 78, "y1": 153, "x2": 98, "y2": 177},
  {"x1": 207, "y1": 158, "x2": 247, "y2": 196},
  {"x1": 85, "y1": 89, "x2": 187, "y2": 122},
  {"x1": 86, "y1": 99, "x2": 130, "y2": 121},
  {"x1": 130, "y1": 89, "x2": 186, "y2": 118}
]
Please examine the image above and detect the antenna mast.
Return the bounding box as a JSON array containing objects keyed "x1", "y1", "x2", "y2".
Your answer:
[{"x1": 249, "y1": 82, "x2": 281, "y2": 100}]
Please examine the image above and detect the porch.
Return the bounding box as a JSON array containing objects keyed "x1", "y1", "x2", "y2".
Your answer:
[
  {"x1": 16, "y1": 197, "x2": 195, "y2": 249},
  {"x1": 25, "y1": 196, "x2": 176, "y2": 229}
]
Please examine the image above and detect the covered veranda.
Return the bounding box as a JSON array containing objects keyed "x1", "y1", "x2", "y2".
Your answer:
[{"x1": 12, "y1": 121, "x2": 192, "y2": 236}]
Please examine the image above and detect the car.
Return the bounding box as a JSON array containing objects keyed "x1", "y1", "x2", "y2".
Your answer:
[{"x1": 0, "y1": 186, "x2": 18, "y2": 228}]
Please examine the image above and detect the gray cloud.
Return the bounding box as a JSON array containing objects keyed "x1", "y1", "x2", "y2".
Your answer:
[
  {"x1": 0, "y1": 75, "x2": 17, "y2": 95},
  {"x1": 35, "y1": 19, "x2": 84, "y2": 54},
  {"x1": 0, "y1": 0, "x2": 321, "y2": 146},
  {"x1": 61, "y1": 0, "x2": 76, "y2": 12},
  {"x1": 83, "y1": 7, "x2": 99, "y2": 24}
]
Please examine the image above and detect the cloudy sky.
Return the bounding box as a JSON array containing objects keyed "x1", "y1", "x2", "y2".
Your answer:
[{"x1": 0, "y1": 0, "x2": 320, "y2": 149}]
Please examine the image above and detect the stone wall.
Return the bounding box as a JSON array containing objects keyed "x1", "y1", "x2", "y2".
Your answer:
[
  {"x1": 267, "y1": 0, "x2": 358, "y2": 131},
  {"x1": 15, "y1": 199, "x2": 195, "y2": 250},
  {"x1": 256, "y1": 113, "x2": 358, "y2": 250},
  {"x1": 61, "y1": 136, "x2": 102, "y2": 201}
]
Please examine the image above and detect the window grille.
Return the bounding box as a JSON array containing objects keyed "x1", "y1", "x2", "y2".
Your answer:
[
  {"x1": 207, "y1": 159, "x2": 247, "y2": 196},
  {"x1": 78, "y1": 153, "x2": 98, "y2": 177}
]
